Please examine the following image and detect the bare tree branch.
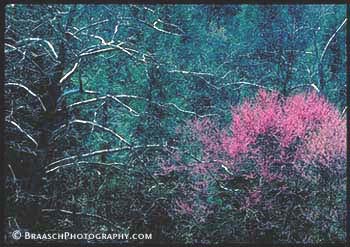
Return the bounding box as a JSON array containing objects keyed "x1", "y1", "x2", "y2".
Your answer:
[
  {"x1": 69, "y1": 119, "x2": 131, "y2": 146},
  {"x1": 63, "y1": 94, "x2": 140, "y2": 116},
  {"x1": 318, "y1": 18, "x2": 347, "y2": 89},
  {"x1": 41, "y1": 208, "x2": 123, "y2": 231},
  {"x1": 56, "y1": 88, "x2": 98, "y2": 105},
  {"x1": 219, "y1": 81, "x2": 273, "y2": 91},
  {"x1": 79, "y1": 46, "x2": 120, "y2": 57},
  {"x1": 46, "y1": 161, "x2": 126, "y2": 174},
  {"x1": 5, "y1": 83, "x2": 47, "y2": 111},
  {"x1": 72, "y1": 19, "x2": 109, "y2": 35},
  {"x1": 107, "y1": 94, "x2": 140, "y2": 116},
  {"x1": 319, "y1": 18, "x2": 347, "y2": 64},
  {"x1": 17, "y1": 37, "x2": 59, "y2": 60},
  {"x1": 169, "y1": 69, "x2": 273, "y2": 91},
  {"x1": 46, "y1": 144, "x2": 163, "y2": 168},
  {"x1": 341, "y1": 106, "x2": 347, "y2": 119},
  {"x1": 136, "y1": 18, "x2": 184, "y2": 37},
  {"x1": 64, "y1": 94, "x2": 216, "y2": 118},
  {"x1": 59, "y1": 61, "x2": 80, "y2": 84},
  {"x1": 168, "y1": 70, "x2": 215, "y2": 77},
  {"x1": 290, "y1": 83, "x2": 320, "y2": 92},
  {"x1": 7, "y1": 119, "x2": 38, "y2": 148}
]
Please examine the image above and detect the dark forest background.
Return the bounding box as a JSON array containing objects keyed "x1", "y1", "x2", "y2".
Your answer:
[{"x1": 4, "y1": 4, "x2": 346, "y2": 244}]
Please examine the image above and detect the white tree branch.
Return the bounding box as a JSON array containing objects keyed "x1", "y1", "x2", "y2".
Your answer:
[
  {"x1": 320, "y1": 18, "x2": 347, "y2": 64},
  {"x1": 70, "y1": 119, "x2": 131, "y2": 146},
  {"x1": 46, "y1": 161, "x2": 125, "y2": 174},
  {"x1": 46, "y1": 144, "x2": 162, "y2": 168},
  {"x1": 7, "y1": 119, "x2": 38, "y2": 148},
  {"x1": 5, "y1": 83, "x2": 47, "y2": 111},
  {"x1": 59, "y1": 61, "x2": 80, "y2": 84}
]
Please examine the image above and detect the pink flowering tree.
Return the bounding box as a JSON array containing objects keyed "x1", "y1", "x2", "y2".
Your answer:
[{"x1": 156, "y1": 89, "x2": 345, "y2": 242}]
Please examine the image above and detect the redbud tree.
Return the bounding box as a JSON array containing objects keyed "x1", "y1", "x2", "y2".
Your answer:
[{"x1": 156, "y1": 89, "x2": 345, "y2": 243}]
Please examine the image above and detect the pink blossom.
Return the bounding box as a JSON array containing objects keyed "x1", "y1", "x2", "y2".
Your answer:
[
  {"x1": 221, "y1": 89, "x2": 345, "y2": 179},
  {"x1": 172, "y1": 89, "x2": 345, "y2": 216}
]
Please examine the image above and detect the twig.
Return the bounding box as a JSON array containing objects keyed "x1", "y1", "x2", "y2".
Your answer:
[
  {"x1": 91, "y1": 101, "x2": 106, "y2": 133},
  {"x1": 290, "y1": 83, "x2": 320, "y2": 93},
  {"x1": 136, "y1": 18, "x2": 184, "y2": 37},
  {"x1": 46, "y1": 144, "x2": 163, "y2": 168},
  {"x1": 59, "y1": 61, "x2": 80, "y2": 84},
  {"x1": 341, "y1": 106, "x2": 347, "y2": 119},
  {"x1": 41, "y1": 208, "x2": 123, "y2": 231},
  {"x1": 56, "y1": 88, "x2": 98, "y2": 105},
  {"x1": 46, "y1": 161, "x2": 125, "y2": 174},
  {"x1": 65, "y1": 94, "x2": 140, "y2": 116},
  {"x1": 67, "y1": 94, "x2": 140, "y2": 115},
  {"x1": 168, "y1": 70, "x2": 215, "y2": 77},
  {"x1": 5, "y1": 83, "x2": 47, "y2": 111},
  {"x1": 7, "y1": 119, "x2": 38, "y2": 148},
  {"x1": 65, "y1": 94, "x2": 215, "y2": 117},
  {"x1": 107, "y1": 94, "x2": 139, "y2": 116},
  {"x1": 8, "y1": 164, "x2": 20, "y2": 202},
  {"x1": 69, "y1": 119, "x2": 131, "y2": 146},
  {"x1": 219, "y1": 81, "x2": 273, "y2": 91},
  {"x1": 169, "y1": 69, "x2": 272, "y2": 91},
  {"x1": 17, "y1": 38, "x2": 58, "y2": 60},
  {"x1": 73, "y1": 19, "x2": 109, "y2": 36},
  {"x1": 79, "y1": 46, "x2": 119, "y2": 57},
  {"x1": 319, "y1": 18, "x2": 347, "y2": 64}
]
